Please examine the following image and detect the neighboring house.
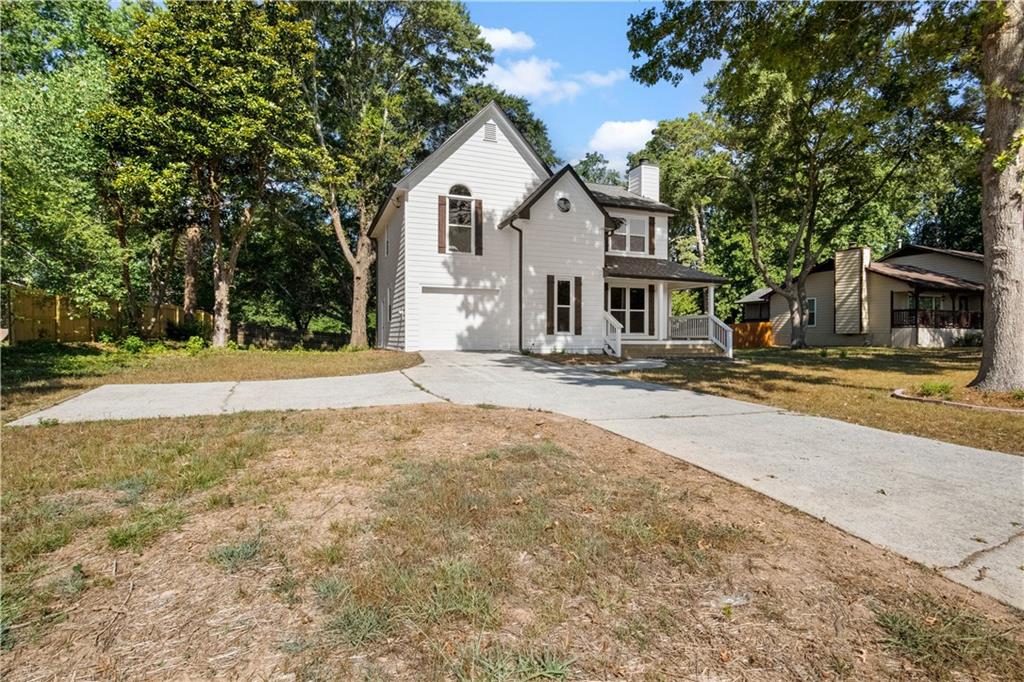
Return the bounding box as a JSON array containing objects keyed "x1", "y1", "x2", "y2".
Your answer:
[
  {"x1": 739, "y1": 244, "x2": 984, "y2": 348},
  {"x1": 370, "y1": 102, "x2": 730, "y2": 357}
]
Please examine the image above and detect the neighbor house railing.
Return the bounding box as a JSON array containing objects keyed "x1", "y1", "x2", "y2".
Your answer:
[
  {"x1": 603, "y1": 310, "x2": 623, "y2": 357},
  {"x1": 891, "y1": 309, "x2": 982, "y2": 329}
]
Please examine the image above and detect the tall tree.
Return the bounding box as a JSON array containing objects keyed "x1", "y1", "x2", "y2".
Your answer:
[
  {"x1": 971, "y1": 0, "x2": 1023, "y2": 390},
  {"x1": 1, "y1": 0, "x2": 142, "y2": 314},
  {"x1": 573, "y1": 152, "x2": 624, "y2": 186},
  {"x1": 629, "y1": 2, "x2": 956, "y2": 347},
  {"x1": 302, "y1": 1, "x2": 491, "y2": 348},
  {"x1": 628, "y1": 114, "x2": 730, "y2": 266},
  {"x1": 97, "y1": 0, "x2": 317, "y2": 345},
  {"x1": 438, "y1": 84, "x2": 560, "y2": 167}
]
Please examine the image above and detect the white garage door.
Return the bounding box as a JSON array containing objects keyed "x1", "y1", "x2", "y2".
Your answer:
[{"x1": 418, "y1": 287, "x2": 509, "y2": 350}]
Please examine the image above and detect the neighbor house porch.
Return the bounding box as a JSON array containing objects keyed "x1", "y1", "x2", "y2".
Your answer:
[{"x1": 889, "y1": 289, "x2": 983, "y2": 348}]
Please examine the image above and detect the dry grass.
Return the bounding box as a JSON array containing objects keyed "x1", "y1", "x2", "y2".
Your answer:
[
  {"x1": 0, "y1": 341, "x2": 421, "y2": 422},
  {"x1": 633, "y1": 347, "x2": 1024, "y2": 455},
  {"x1": 2, "y1": 405, "x2": 1021, "y2": 680},
  {"x1": 532, "y1": 352, "x2": 621, "y2": 366}
]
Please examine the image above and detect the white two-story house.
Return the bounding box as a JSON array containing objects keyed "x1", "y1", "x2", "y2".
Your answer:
[{"x1": 370, "y1": 102, "x2": 731, "y2": 357}]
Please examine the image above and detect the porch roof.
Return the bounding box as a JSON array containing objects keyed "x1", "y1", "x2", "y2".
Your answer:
[
  {"x1": 867, "y1": 261, "x2": 983, "y2": 292},
  {"x1": 604, "y1": 255, "x2": 727, "y2": 284}
]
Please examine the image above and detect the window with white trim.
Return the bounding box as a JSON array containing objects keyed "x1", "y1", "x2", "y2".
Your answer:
[
  {"x1": 608, "y1": 217, "x2": 648, "y2": 254},
  {"x1": 447, "y1": 185, "x2": 473, "y2": 254},
  {"x1": 555, "y1": 277, "x2": 573, "y2": 333},
  {"x1": 608, "y1": 285, "x2": 647, "y2": 334},
  {"x1": 806, "y1": 297, "x2": 817, "y2": 327}
]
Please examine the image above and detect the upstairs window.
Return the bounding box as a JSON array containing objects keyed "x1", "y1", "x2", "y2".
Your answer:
[
  {"x1": 608, "y1": 217, "x2": 648, "y2": 254},
  {"x1": 448, "y1": 185, "x2": 473, "y2": 253}
]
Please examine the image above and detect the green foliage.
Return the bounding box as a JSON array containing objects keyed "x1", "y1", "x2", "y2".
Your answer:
[
  {"x1": 573, "y1": 152, "x2": 624, "y2": 186},
  {"x1": 919, "y1": 381, "x2": 954, "y2": 399},
  {"x1": 106, "y1": 504, "x2": 185, "y2": 552},
  {"x1": 119, "y1": 335, "x2": 145, "y2": 354},
  {"x1": 184, "y1": 336, "x2": 206, "y2": 357},
  {"x1": 209, "y1": 534, "x2": 262, "y2": 573}
]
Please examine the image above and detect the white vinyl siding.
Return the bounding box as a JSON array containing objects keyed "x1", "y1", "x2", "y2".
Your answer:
[
  {"x1": 402, "y1": 116, "x2": 541, "y2": 351},
  {"x1": 376, "y1": 204, "x2": 406, "y2": 350}
]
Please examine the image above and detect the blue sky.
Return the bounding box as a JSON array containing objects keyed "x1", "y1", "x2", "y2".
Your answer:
[{"x1": 466, "y1": 2, "x2": 717, "y2": 170}]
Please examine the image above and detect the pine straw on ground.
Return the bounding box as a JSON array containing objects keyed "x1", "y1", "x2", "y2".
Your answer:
[{"x1": 2, "y1": 405, "x2": 1021, "y2": 681}]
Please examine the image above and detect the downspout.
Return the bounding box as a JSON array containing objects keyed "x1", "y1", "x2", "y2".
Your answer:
[{"x1": 508, "y1": 219, "x2": 524, "y2": 352}]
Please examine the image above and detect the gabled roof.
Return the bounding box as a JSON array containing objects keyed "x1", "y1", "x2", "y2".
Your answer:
[
  {"x1": 585, "y1": 182, "x2": 680, "y2": 215},
  {"x1": 878, "y1": 244, "x2": 983, "y2": 263},
  {"x1": 498, "y1": 164, "x2": 617, "y2": 230},
  {"x1": 604, "y1": 255, "x2": 727, "y2": 284},
  {"x1": 370, "y1": 102, "x2": 552, "y2": 237},
  {"x1": 737, "y1": 287, "x2": 773, "y2": 304},
  {"x1": 867, "y1": 261, "x2": 984, "y2": 292}
]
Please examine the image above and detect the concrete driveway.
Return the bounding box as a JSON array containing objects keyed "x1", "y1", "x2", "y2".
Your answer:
[{"x1": 9, "y1": 351, "x2": 1023, "y2": 609}]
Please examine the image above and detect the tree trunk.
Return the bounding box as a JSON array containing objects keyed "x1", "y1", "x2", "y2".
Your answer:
[
  {"x1": 971, "y1": 0, "x2": 1024, "y2": 391},
  {"x1": 112, "y1": 201, "x2": 140, "y2": 333},
  {"x1": 349, "y1": 232, "x2": 374, "y2": 348},
  {"x1": 785, "y1": 289, "x2": 808, "y2": 349},
  {"x1": 145, "y1": 228, "x2": 181, "y2": 335},
  {"x1": 182, "y1": 223, "x2": 201, "y2": 318},
  {"x1": 691, "y1": 203, "x2": 705, "y2": 266},
  {"x1": 211, "y1": 249, "x2": 232, "y2": 347}
]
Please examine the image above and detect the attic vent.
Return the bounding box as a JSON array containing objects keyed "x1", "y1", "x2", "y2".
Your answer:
[{"x1": 483, "y1": 122, "x2": 497, "y2": 143}]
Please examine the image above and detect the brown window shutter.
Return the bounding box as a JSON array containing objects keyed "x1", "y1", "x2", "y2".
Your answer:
[
  {"x1": 604, "y1": 282, "x2": 609, "y2": 310},
  {"x1": 474, "y1": 199, "x2": 483, "y2": 255},
  {"x1": 648, "y1": 284, "x2": 655, "y2": 336},
  {"x1": 546, "y1": 275, "x2": 555, "y2": 335},
  {"x1": 648, "y1": 216, "x2": 656, "y2": 255},
  {"x1": 437, "y1": 196, "x2": 446, "y2": 253},
  {"x1": 574, "y1": 276, "x2": 582, "y2": 335}
]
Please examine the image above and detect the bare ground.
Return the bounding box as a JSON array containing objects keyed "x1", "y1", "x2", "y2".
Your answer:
[{"x1": 2, "y1": 404, "x2": 1021, "y2": 681}]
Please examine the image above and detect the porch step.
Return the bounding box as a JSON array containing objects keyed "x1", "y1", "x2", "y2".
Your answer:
[{"x1": 621, "y1": 342, "x2": 723, "y2": 359}]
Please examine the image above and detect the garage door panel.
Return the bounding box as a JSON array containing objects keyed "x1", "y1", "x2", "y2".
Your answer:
[{"x1": 419, "y1": 287, "x2": 508, "y2": 350}]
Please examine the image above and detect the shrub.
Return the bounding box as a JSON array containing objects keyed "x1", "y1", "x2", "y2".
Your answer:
[
  {"x1": 225, "y1": 340, "x2": 240, "y2": 351},
  {"x1": 953, "y1": 332, "x2": 983, "y2": 347},
  {"x1": 1012, "y1": 389, "x2": 1024, "y2": 402},
  {"x1": 919, "y1": 381, "x2": 954, "y2": 400},
  {"x1": 97, "y1": 331, "x2": 115, "y2": 345},
  {"x1": 184, "y1": 335, "x2": 206, "y2": 357},
  {"x1": 119, "y1": 335, "x2": 145, "y2": 354}
]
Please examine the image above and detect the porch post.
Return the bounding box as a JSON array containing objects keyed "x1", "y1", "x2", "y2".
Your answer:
[
  {"x1": 659, "y1": 282, "x2": 670, "y2": 340},
  {"x1": 707, "y1": 285, "x2": 716, "y2": 318}
]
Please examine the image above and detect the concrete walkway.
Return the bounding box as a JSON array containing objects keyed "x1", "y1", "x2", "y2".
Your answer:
[{"x1": 9, "y1": 351, "x2": 1023, "y2": 609}]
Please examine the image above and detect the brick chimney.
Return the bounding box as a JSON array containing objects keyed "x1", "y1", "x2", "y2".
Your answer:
[{"x1": 627, "y1": 159, "x2": 659, "y2": 202}]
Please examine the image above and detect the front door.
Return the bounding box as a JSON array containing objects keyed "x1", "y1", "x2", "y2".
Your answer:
[{"x1": 608, "y1": 286, "x2": 647, "y2": 335}]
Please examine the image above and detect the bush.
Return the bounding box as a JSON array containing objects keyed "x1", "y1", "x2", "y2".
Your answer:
[
  {"x1": 97, "y1": 331, "x2": 115, "y2": 345},
  {"x1": 166, "y1": 319, "x2": 207, "y2": 342},
  {"x1": 184, "y1": 335, "x2": 206, "y2": 357},
  {"x1": 119, "y1": 335, "x2": 145, "y2": 354},
  {"x1": 919, "y1": 381, "x2": 954, "y2": 400},
  {"x1": 1012, "y1": 389, "x2": 1024, "y2": 402},
  {"x1": 953, "y1": 332, "x2": 983, "y2": 347}
]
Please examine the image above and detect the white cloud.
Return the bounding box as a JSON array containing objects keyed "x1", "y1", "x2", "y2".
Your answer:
[
  {"x1": 478, "y1": 26, "x2": 535, "y2": 52},
  {"x1": 484, "y1": 57, "x2": 582, "y2": 102},
  {"x1": 576, "y1": 69, "x2": 628, "y2": 87},
  {"x1": 587, "y1": 119, "x2": 657, "y2": 171}
]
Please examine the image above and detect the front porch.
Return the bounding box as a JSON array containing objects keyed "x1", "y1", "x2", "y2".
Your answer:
[
  {"x1": 602, "y1": 278, "x2": 733, "y2": 358},
  {"x1": 889, "y1": 289, "x2": 983, "y2": 348}
]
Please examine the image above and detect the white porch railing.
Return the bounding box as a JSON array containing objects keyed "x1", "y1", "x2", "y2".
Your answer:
[
  {"x1": 669, "y1": 314, "x2": 734, "y2": 358},
  {"x1": 603, "y1": 311, "x2": 623, "y2": 357}
]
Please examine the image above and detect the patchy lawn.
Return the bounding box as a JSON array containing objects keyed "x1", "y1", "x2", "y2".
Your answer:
[
  {"x1": 632, "y1": 347, "x2": 1024, "y2": 455},
  {"x1": 2, "y1": 405, "x2": 1021, "y2": 680},
  {"x1": 0, "y1": 341, "x2": 421, "y2": 423}
]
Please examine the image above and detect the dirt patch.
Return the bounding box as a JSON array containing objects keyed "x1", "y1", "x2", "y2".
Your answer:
[{"x1": 2, "y1": 405, "x2": 1021, "y2": 680}]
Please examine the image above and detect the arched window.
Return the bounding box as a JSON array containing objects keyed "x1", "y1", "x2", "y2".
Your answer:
[{"x1": 447, "y1": 185, "x2": 474, "y2": 252}]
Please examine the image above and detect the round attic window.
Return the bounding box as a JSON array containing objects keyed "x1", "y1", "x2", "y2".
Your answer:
[{"x1": 556, "y1": 197, "x2": 571, "y2": 213}]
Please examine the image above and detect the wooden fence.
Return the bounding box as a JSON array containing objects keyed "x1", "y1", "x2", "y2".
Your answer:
[
  {"x1": 2, "y1": 284, "x2": 212, "y2": 344},
  {"x1": 730, "y1": 320, "x2": 774, "y2": 349}
]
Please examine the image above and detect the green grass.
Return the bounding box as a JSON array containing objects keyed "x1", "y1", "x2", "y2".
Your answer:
[
  {"x1": 918, "y1": 380, "x2": 954, "y2": 399},
  {"x1": 208, "y1": 533, "x2": 263, "y2": 572},
  {"x1": 453, "y1": 643, "x2": 573, "y2": 681},
  {"x1": 107, "y1": 505, "x2": 186, "y2": 552},
  {"x1": 875, "y1": 597, "x2": 1023, "y2": 679}
]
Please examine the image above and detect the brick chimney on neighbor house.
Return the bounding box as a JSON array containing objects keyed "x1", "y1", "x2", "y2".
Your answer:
[{"x1": 628, "y1": 159, "x2": 659, "y2": 202}]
